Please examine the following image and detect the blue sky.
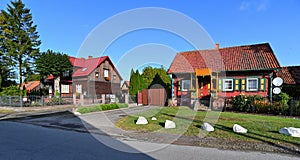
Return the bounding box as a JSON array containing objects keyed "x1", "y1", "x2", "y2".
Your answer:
[{"x1": 1, "y1": 0, "x2": 299, "y2": 80}]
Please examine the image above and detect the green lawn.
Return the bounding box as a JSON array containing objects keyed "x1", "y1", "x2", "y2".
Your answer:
[{"x1": 115, "y1": 106, "x2": 300, "y2": 146}]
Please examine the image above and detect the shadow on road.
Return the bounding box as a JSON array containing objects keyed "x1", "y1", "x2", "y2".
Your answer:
[{"x1": 0, "y1": 111, "x2": 154, "y2": 160}]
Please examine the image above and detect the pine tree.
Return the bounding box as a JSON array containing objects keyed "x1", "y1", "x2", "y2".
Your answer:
[{"x1": 1, "y1": 0, "x2": 41, "y2": 86}]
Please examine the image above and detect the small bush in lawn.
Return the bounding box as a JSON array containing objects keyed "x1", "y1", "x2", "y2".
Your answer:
[{"x1": 77, "y1": 103, "x2": 128, "y2": 114}]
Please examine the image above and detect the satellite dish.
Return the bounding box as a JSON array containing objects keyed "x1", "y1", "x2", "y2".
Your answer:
[
  {"x1": 273, "y1": 87, "x2": 281, "y2": 94},
  {"x1": 272, "y1": 77, "x2": 283, "y2": 86}
]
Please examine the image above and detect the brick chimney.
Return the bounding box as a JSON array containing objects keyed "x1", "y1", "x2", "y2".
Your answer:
[
  {"x1": 215, "y1": 43, "x2": 220, "y2": 49},
  {"x1": 88, "y1": 55, "x2": 93, "y2": 59}
]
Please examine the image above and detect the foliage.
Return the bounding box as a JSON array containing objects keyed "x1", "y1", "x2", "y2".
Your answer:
[
  {"x1": 35, "y1": 50, "x2": 72, "y2": 96},
  {"x1": 0, "y1": 11, "x2": 13, "y2": 89},
  {"x1": 0, "y1": 85, "x2": 26, "y2": 96},
  {"x1": 77, "y1": 103, "x2": 128, "y2": 114},
  {"x1": 230, "y1": 95, "x2": 264, "y2": 112},
  {"x1": 273, "y1": 92, "x2": 290, "y2": 106},
  {"x1": 229, "y1": 93, "x2": 292, "y2": 115},
  {"x1": 129, "y1": 69, "x2": 143, "y2": 97},
  {"x1": 1, "y1": 0, "x2": 41, "y2": 85},
  {"x1": 129, "y1": 66, "x2": 171, "y2": 97},
  {"x1": 24, "y1": 74, "x2": 41, "y2": 82},
  {"x1": 142, "y1": 66, "x2": 171, "y2": 90}
]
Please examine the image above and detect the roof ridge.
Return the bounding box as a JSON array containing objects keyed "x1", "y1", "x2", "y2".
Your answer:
[{"x1": 177, "y1": 42, "x2": 270, "y2": 54}]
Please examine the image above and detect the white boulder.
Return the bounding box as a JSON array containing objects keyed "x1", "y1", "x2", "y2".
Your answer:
[
  {"x1": 279, "y1": 127, "x2": 300, "y2": 137},
  {"x1": 136, "y1": 116, "x2": 148, "y2": 125},
  {"x1": 233, "y1": 124, "x2": 248, "y2": 133},
  {"x1": 164, "y1": 120, "x2": 176, "y2": 129},
  {"x1": 202, "y1": 122, "x2": 214, "y2": 132},
  {"x1": 73, "y1": 111, "x2": 81, "y2": 116},
  {"x1": 151, "y1": 117, "x2": 157, "y2": 121}
]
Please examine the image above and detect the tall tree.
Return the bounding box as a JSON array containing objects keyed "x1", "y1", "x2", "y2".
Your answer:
[
  {"x1": 1, "y1": 0, "x2": 41, "y2": 86},
  {"x1": 35, "y1": 50, "x2": 73, "y2": 96}
]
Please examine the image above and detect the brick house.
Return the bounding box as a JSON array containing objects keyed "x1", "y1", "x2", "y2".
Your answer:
[
  {"x1": 46, "y1": 56, "x2": 122, "y2": 99},
  {"x1": 168, "y1": 43, "x2": 281, "y2": 107}
]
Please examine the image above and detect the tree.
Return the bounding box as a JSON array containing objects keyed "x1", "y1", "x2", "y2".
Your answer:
[
  {"x1": 141, "y1": 66, "x2": 171, "y2": 90},
  {"x1": 1, "y1": 0, "x2": 41, "y2": 86},
  {"x1": 35, "y1": 50, "x2": 72, "y2": 96},
  {"x1": 0, "y1": 12, "x2": 14, "y2": 90}
]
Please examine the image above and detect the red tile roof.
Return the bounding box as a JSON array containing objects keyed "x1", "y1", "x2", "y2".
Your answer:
[
  {"x1": 22, "y1": 81, "x2": 40, "y2": 93},
  {"x1": 168, "y1": 43, "x2": 280, "y2": 73},
  {"x1": 47, "y1": 56, "x2": 122, "y2": 80},
  {"x1": 278, "y1": 66, "x2": 300, "y2": 85}
]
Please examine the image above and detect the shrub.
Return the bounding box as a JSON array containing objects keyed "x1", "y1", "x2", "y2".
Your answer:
[
  {"x1": 77, "y1": 103, "x2": 128, "y2": 114},
  {"x1": 230, "y1": 95, "x2": 264, "y2": 112}
]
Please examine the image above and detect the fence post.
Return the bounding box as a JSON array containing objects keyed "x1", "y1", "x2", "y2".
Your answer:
[
  {"x1": 73, "y1": 93, "x2": 76, "y2": 105},
  {"x1": 42, "y1": 96, "x2": 45, "y2": 106},
  {"x1": 9, "y1": 96, "x2": 12, "y2": 107},
  {"x1": 288, "y1": 98, "x2": 293, "y2": 116},
  {"x1": 20, "y1": 95, "x2": 23, "y2": 108}
]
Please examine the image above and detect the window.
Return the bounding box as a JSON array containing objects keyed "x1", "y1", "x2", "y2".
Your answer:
[
  {"x1": 104, "y1": 69, "x2": 109, "y2": 78},
  {"x1": 95, "y1": 72, "x2": 99, "y2": 78},
  {"x1": 247, "y1": 78, "x2": 258, "y2": 91},
  {"x1": 61, "y1": 85, "x2": 69, "y2": 93},
  {"x1": 113, "y1": 75, "x2": 116, "y2": 80},
  {"x1": 76, "y1": 84, "x2": 82, "y2": 93},
  {"x1": 181, "y1": 80, "x2": 190, "y2": 91},
  {"x1": 223, "y1": 79, "x2": 233, "y2": 91},
  {"x1": 63, "y1": 71, "x2": 70, "y2": 77}
]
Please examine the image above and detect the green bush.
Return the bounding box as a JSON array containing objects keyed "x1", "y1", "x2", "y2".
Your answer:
[
  {"x1": 77, "y1": 103, "x2": 128, "y2": 114},
  {"x1": 230, "y1": 95, "x2": 264, "y2": 112},
  {"x1": 229, "y1": 93, "x2": 292, "y2": 115}
]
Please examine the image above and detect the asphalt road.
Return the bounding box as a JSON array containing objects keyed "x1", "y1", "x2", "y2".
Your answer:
[{"x1": 0, "y1": 120, "x2": 299, "y2": 160}]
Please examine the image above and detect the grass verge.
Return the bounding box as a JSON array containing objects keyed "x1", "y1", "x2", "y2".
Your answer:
[
  {"x1": 115, "y1": 106, "x2": 300, "y2": 146},
  {"x1": 78, "y1": 103, "x2": 128, "y2": 114}
]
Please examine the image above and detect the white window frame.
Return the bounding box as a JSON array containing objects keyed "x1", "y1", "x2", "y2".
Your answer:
[
  {"x1": 104, "y1": 69, "x2": 109, "y2": 78},
  {"x1": 246, "y1": 78, "x2": 258, "y2": 91},
  {"x1": 76, "y1": 84, "x2": 82, "y2": 94},
  {"x1": 61, "y1": 85, "x2": 69, "y2": 93},
  {"x1": 181, "y1": 80, "x2": 190, "y2": 91},
  {"x1": 223, "y1": 79, "x2": 233, "y2": 91}
]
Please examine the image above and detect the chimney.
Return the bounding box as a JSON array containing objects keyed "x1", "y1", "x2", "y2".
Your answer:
[
  {"x1": 215, "y1": 43, "x2": 220, "y2": 49},
  {"x1": 88, "y1": 55, "x2": 93, "y2": 59}
]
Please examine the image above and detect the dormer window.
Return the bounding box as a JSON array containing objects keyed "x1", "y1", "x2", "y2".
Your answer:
[{"x1": 81, "y1": 68, "x2": 87, "y2": 72}]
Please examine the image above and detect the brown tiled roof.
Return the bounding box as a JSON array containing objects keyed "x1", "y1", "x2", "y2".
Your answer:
[
  {"x1": 168, "y1": 43, "x2": 280, "y2": 73},
  {"x1": 278, "y1": 66, "x2": 300, "y2": 85},
  {"x1": 22, "y1": 81, "x2": 40, "y2": 93}
]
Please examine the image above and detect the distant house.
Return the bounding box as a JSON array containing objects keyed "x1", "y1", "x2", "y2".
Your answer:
[
  {"x1": 278, "y1": 66, "x2": 300, "y2": 98},
  {"x1": 22, "y1": 81, "x2": 40, "y2": 94},
  {"x1": 46, "y1": 56, "x2": 122, "y2": 99},
  {"x1": 168, "y1": 43, "x2": 281, "y2": 107},
  {"x1": 121, "y1": 80, "x2": 130, "y2": 95}
]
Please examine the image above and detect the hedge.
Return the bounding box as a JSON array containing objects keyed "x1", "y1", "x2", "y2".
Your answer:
[{"x1": 77, "y1": 103, "x2": 128, "y2": 114}]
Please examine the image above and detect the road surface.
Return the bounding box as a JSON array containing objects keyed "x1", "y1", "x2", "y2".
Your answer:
[{"x1": 0, "y1": 120, "x2": 298, "y2": 160}]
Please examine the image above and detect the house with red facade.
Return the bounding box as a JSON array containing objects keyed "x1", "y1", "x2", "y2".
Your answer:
[
  {"x1": 46, "y1": 56, "x2": 122, "y2": 100},
  {"x1": 168, "y1": 43, "x2": 281, "y2": 107}
]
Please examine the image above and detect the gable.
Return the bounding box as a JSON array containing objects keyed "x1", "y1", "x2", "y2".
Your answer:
[{"x1": 278, "y1": 66, "x2": 300, "y2": 85}]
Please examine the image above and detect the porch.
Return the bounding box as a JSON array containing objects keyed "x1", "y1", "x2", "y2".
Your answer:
[{"x1": 173, "y1": 68, "x2": 224, "y2": 110}]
